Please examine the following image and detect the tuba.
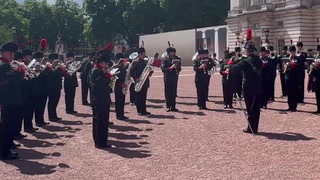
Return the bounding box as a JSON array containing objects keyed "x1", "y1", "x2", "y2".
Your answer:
[
  {"x1": 122, "y1": 60, "x2": 134, "y2": 95},
  {"x1": 109, "y1": 67, "x2": 120, "y2": 92},
  {"x1": 134, "y1": 57, "x2": 154, "y2": 92},
  {"x1": 66, "y1": 60, "x2": 82, "y2": 75}
]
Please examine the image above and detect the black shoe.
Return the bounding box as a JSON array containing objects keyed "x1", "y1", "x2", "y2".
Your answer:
[
  {"x1": 130, "y1": 103, "x2": 135, "y2": 106},
  {"x1": 313, "y1": 111, "x2": 320, "y2": 114},
  {"x1": 224, "y1": 105, "x2": 228, "y2": 109},
  {"x1": 10, "y1": 143, "x2": 21, "y2": 149},
  {"x1": 109, "y1": 122, "x2": 114, "y2": 125},
  {"x1": 171, "y1": 108, "x2": 179, "y2": 112},
  {"x1": 25, "y1": 127, "x2": 38, "y2": 133},
  {"x1": 166, "y1": 108, "x2": 171, "y2": 112},
  {"x1": 49, "y1": 117, "x2": 62, "y2": 122},
  {"x1": 95, "y1": 144, "x2": 112, "y2": 149},
  {"x1": 66, "y1": 111, "x2": 78, "y2": 114},
  {"x1": 243, "y1": 129, "x2": 257, "y2": 134},
  {"x1": 270, "y1": 99, "x2": 275, "y2": 102},
  {"x1": 285, "y1": 108, "x2": 291, "y2": 111},
  {"x1": 117, "y1": 116, "x2": 129, "y2": 120},
  {"x1": 199, "y1": 107, "x2": 208, "y2": 110},
  {"x1": 290, "y1": 109, "x2": 297, "y2": 112},
  {"x1": 82, "y1": 102, "x2": 90, "y2": 106},
  {"x1": 144, "y1": 112, "x2": 151, "y2": 115},
  {"x1": 0, "y1": 153, "x2": 19, "y2": 160},
  {"x1": 14, "y1": 133, "x2": 27, "y2": 140},
  {"x1": 11, "y1": 151, "x2": 19, "y2": 156},
  {"x1": 229, "y1": 105, "x2": 233, "y2": 109}
]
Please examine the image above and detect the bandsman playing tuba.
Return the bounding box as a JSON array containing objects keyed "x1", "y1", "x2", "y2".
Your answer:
[{"x1": 130, "y1": 46, "x2": 152, "y2": 116}]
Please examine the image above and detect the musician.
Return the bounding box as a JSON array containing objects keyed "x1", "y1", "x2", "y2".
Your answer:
[
  {"x1": 89, "y1": 50, "x2": 112, "y2": 149},
  {"x1": 308, "y1": 46, "x2": 320, "y2": 113},
  {"x1": 220, "y1": 53, "x2": 235, "y2": 109},
  {"x1": 21, "y1": 49, "x2": 38, "y2": 133},
  {"x1": 296, "y1": 42, "x2": 307, "y2": 103},
  {"x1": 64, "y1": 52, "x2": 78, "y2": 114},
  {"x1": 203, "y1": 50, "x2": 215, "y2": 101},
  {"x1": 0, "y1": 42, "x2": 24, "y2": 160},
  {"x1": 230, "y1": 42, "x2": 262, "y2": 134},
  {"x1": 260, "y1": 47, "x2": 271, "y2": 109},
  {"x1": 268, "y1": 46, "x2": 278, "y2": 101},
  {"x1": 172, "y1": 47, "x2": 181, "y2": 98},
  {"x1": 113, "y1": 53, "x2": 129, "y2": 120},
  {"x1": 48, "y1": 53, "x2": 69, "y2": 121},
  {"x1": 233, "y1": 47, "x2": 243, "y2": 99},
  {"x1": 33, "y1": 52, "x2": 51, "y2": 127},
  {"x1": 127, "y1": 58, "x2": 136, "y2": 106},
  {"x1": 162, "y1": 47, "x2": 181, "y2": 112},
  {"x1": 278, "y1": 46, "x2": 289, "y2": 97},
  {"x1": 193, "y1": 49, "x2": 214, "y2": 110},
  {"x1": 285, "y1": 46, "x2": 300, "y2": 112},
  {"x1": 130, "y1": 47, "x2": 152, "y2": 115},
  {"x1": 80, "y1": 51, "x2": 96, "y2": 105}
]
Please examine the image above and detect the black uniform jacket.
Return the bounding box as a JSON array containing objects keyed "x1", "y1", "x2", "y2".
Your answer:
[
  {"x1": 89, "y1": 65, "x2": 111, "y2": 106},
  {"x1": 230, "y1": 54, "x2": 263, "y2": 95},
  {"x1": 130, "y1": 59, "x2": 150, "y2": 89},
  {"x1": 161, "y1": 58, "x2": 181, "y2": 83},
  {"x1": 0, "y1": 58, "x2": 24, "y2": 107}
]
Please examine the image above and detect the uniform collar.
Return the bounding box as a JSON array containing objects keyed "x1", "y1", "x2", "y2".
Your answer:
[
  {"x1": 94, "y1": 64, "x2": 103, "y2": 70},
  {"x1": 0, "y1": 57, "x2": 10, "y2": 64}
]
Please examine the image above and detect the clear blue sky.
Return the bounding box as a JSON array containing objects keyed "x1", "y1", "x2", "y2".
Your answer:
[{"x1": 16, "y1": 0, "x2": 83, "y2": 5}]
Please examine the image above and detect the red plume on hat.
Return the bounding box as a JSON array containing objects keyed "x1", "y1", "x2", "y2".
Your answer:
[
  {"x1": 40, "y1": 38, "x2": 48, "y2": 51},
  {"x1": 246, "y1": 29, "x2": 252, "y2": 41},
  {"x1": 104, "y1": 42, "x2": 114, "y2": 51},
  {"x1": 21, "y1": 43, "x2": 26, "y2": 49},
  {"x1": 28, "y1": 40, "x2": 33, "y2": 45}
]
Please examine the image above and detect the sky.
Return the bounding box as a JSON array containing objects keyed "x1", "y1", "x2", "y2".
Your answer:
[{"x1": 16, "y1": 0, "x2": 83, "y2": 5}]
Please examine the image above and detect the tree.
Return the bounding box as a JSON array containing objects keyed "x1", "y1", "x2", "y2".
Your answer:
[
  {"x1": 53, "y1": 0, "x2": 84, "y2": 49},
  {"x1": 84, "y1": 0, "x2": 121, "y2": 46},
  {"x1": 0, "y1": 26, "x2": 13, "y2": 45},
  {"x1": 0, "y1": 0, "x2": 29, "y2": 43}
]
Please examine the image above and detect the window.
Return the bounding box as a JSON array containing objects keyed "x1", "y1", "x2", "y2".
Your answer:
[
  {"x1": 253, "y1": 23, "x2": 261, "y2": 30},
  {"x1": 277, "y1": 39, "x2": 285, "y2": 54},
  {"x1": 276, "y1": 21, "x2": 284, "y2": 28}
]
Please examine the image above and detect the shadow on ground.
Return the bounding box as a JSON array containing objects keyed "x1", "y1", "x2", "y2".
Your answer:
[{"x1": 257, "y1": 132, "x2": 316, "y2": 141}]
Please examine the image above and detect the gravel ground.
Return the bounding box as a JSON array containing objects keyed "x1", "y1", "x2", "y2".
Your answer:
[{"x1": 1, "y1": 67, "x2": 319, "y2": 180}]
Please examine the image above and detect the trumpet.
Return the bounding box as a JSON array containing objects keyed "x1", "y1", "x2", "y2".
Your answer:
[{"x1": 308, "y1": 61, "x2": 320, "y2": 75}]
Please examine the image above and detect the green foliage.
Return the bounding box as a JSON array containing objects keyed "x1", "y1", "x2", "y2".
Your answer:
[{"x1": 0, "y1": 26, "x2": 13, "y2": 45}]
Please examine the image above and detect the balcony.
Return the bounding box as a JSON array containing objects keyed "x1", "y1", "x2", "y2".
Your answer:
[
  {"x1": 312, "y1": 0, "x2": 320, "y2": 6},
  {"x1": 273, "y1": 0, "x2": 312, "y2": 10},
  {"x1": 228, "y1": 7, "x2": 243, "y2": 17},
  {"x1": 242, "y1": 3, "x2": 274, "y2": 14}
]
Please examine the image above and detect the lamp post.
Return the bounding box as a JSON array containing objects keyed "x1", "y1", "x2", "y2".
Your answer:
[
  {"x1": 263, "y1": 28, "x2": 270, "y2": 45},
  {"x1": 11, "y1": 26, "x2": 16, "y2": 42}
]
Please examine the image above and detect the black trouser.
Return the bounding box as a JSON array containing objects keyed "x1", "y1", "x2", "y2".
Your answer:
[
  {"x1": 92, "y1": 105, "x2": 110, "y2": 146},
  {"x1": 14, "y1": 108, "x2": 24, "y2": 136},
  {"x1": 270, "y1": 75, "x2": 276, "y2": 100},
  {"x1": 261, "y1": 80, "x2": 270, "y2": 107},
  {"x1": 48, "y1": 90, "x2": 61, "y2": 119},
  {"x1": 175, "y1": 75, "x2": 179, "y2": 96},
  {"x1": 0, "y1": 106, "x2": 21, "y2": 157},
  {"x1": 65, "y1": 86, "x2": 76, "y2": 112},
  {"x1": 23, "y1": 97, "x2": 35, "y2": 130},
  {"x1": 196, "y1": 80, "x2": 207, "y2": 108},
  {"x1": 205, "y1": 76, "x2": 211, "y2": 100},
  {"x1": 315, "y1": 90, "x2": 320, "y2": 112},
  {"x1": 34, "y1": 95, "x2": 48, "y2": 124},
  {"x1": 280, "y1": 72, "x2": 287, "y2": 96},
  {"x1": 244, "y1": 92, "x2": 261, "y2": 133},
  {"x1": 165, "y1": 81, "x2": 177, "y2": 109},
  {"x1": 298, "y1": 72, "x2": 305, "y2": 102},
  {"x1": 81, "y1": 78, "x2": 90, "y2": 104},
  {"x1": 135, "y1": 88, "x2": 148, "y2": 113},
  {"x1": 234, "y1": 75, "x2": 243, "y2": 97},
  {"x1": 286, "y1": 79, "x2": 299, "y2": 110},
  {"x1": 115, "y1": 86, "x2": 125, "y2": 118},
  {"x1": 222, "y1": 83, "x2": 233, "y2": 106},
  {"x1": 130, "y1": 83, "x2": 136, "y2": 104}
]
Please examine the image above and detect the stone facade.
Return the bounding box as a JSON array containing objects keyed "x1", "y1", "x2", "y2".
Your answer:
[{"x1": 227, "y1": 0, "x2": 320, "y2": 52}]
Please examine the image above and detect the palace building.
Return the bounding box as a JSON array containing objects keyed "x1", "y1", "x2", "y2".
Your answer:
[{"x1": 226, "y1": 0, "x2": 320, "y2": 52}]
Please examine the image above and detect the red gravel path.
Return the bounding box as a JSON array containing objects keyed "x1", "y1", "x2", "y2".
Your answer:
[{"x1": 1, "y1": 67, "x2": 320, "y2": 179}]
